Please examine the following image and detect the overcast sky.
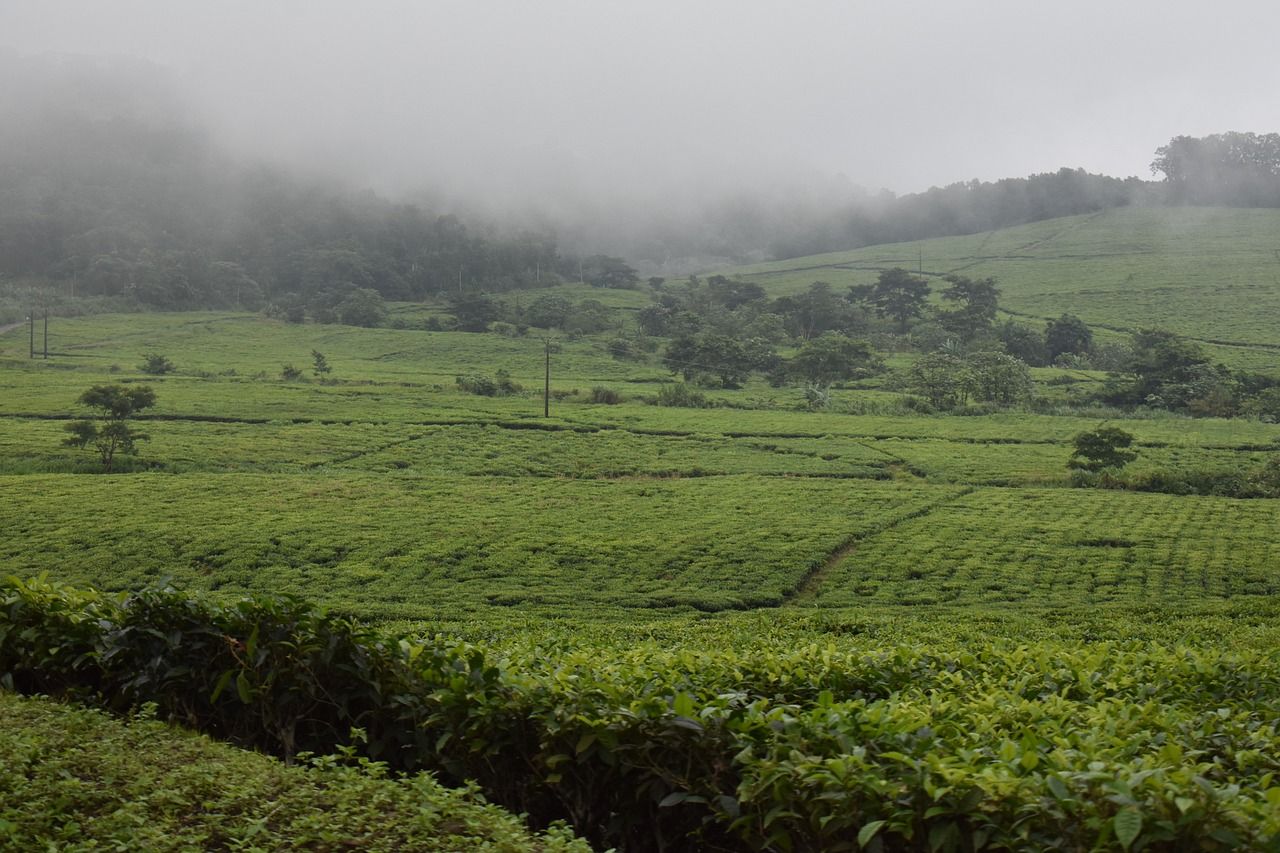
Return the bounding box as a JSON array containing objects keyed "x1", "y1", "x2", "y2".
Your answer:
[{"x1": 3, "y1": 0, "x2": 1278, "y2": 201}]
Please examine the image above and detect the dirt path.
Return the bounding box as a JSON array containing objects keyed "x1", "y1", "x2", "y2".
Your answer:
[
  {"x1": 785, "y1": 486, "x2": 977, "y2": 605},
  {"x1": 0, "y1": 321, "x2": 25, "y2": 336}
]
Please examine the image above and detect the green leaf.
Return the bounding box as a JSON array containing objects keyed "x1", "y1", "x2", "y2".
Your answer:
[
  {"x1": 1114, "y1": 808, "x2": 1142, "y2": 851},
  {"x1": 659, "y1": 792, "x2": 689, "y2": 808},
  {"x1": 672, "y1": 691, "x2": 695, "y2": 717},
  {"x1": 235, "y1": 671, "x2": 252, "y2": 703},
  {"x1": 858, "y1": 820, "x2": 886, "y2": 848},
  {"x1": 1047, "y1": 775, "x2": 1069, "y2": 800},
  {"x1": 210, "y1": 669, "x2": 234, "y2": 703}
]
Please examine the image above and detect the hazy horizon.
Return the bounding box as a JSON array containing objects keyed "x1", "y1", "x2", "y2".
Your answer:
[{"x1": 4, "y1": 0, "x2": 1279, "y2": 210}]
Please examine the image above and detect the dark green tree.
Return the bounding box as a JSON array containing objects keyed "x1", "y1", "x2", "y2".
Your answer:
[
  {"x1": 775, "y1": 282, "x2": 851, "y2": 339},
  {"x1": 1068, "y1": 426, "x2": 1138, "y2": 472},
  {"x1": 1045, "y1": 314, "x2": 1093, "y2": 361},
  {"x1": 336, "y1": 288, "x2": 387, "y2": 327},
  {"x1": 905, "y1": 352, "x2": 971, "y2": 409},
  {"x1": 965, "y1": 351, "x2": 1033, "y2": 404},
  {"x1": 940, "y1": 275, "x2": 1000, "y2": 340},
  {"x1": 525, "y1": 294, "x2": 573, "y2": 329},
  {"x1": 1105, "y1": 328, "x2": 1230, "y2": 412},
  {"x1": 663, "y1": 332, "x2": 773, "y2": 388},
  {"x1": 63, "y1": 384, "x2": 157, "y2": 472},
  {"x1": 581, "y1": 255, "x2": 639, "y2": 289},
  {"x1": 563, "y1": 300, "x2": 612, "y2": 335},
  {"x1": 789, "y1": 333, "x2": 879, "y2": 386},
  {"x1": 872, "y1": 268, "x2": 930, "y2": 332},
  {"x1": 447, "y1": 293, "x2": 499, "y2": 332},
  {"x1": 706, "y1": 276, "x2": 767, "y2": 310},
  {"x1": 997, "y1": 320, "x2": 1049, "y2": 366}
]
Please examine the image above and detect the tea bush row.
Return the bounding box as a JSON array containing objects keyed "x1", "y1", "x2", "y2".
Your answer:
[
  {"x1": 4, "y1": 578, "x2": 1278, "y2": 851},
  {"x1": 0, "y1": 691, "x2": 586, "y2": 851}
]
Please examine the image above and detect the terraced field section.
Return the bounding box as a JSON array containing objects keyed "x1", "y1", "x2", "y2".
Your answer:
[
  {"x1": 0, "y1": 473, "x2": 962, "y2": 617},
  {"x1": 1, "y1": 309, "x2": 1277, "y2": 631},
  {"x1": 809, "y1": 487, "x2": 1280, "y2": 608},
  {"x1": 726, "y1": 206, "x2": 1280, "y2": 373}
]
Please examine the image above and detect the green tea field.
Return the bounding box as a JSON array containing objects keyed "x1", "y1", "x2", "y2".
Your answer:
[
  {"x1": 2, "y1": 212, "x2": 1280, "y2": 850},
  {"x1": 0, "y1": 307, "x2": 1276, "y2": 635}
]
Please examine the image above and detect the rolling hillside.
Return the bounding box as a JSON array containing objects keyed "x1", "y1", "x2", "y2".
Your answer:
[{"x1": 725, "y1": 207, "x2": 1280, "y2": 373}]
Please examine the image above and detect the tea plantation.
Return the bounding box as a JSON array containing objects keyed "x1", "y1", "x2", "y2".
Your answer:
[{"x1": 2, "y1": 208, "x2": 1280, "y2": 850}]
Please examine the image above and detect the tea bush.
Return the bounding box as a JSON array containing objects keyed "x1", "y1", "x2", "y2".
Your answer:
[
  {"x1": 4, "y1": 578, "x2": 1279, "y2": 851},
  {"x1": 0, "y1": 691, "x2": 586, "y2": 851}
]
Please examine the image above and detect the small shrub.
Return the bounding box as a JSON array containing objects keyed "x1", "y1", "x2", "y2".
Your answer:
[
  {"x1": 281, "y1": 364, "x2": 303, "y2": 381},
  {"x1": 589, "y1": 386, "x2": 621, "y2": 404},
  {"x1": 456, "y1": 371, "x2": 521, "y2": 397},
  {"x1": 654, "y1": 383, "x2": 710, "y2": 408},
  {"x1": 311, "y1": 350, "x2": 331, "y2": 377},
  {"x1": 802, "y1": 383, "x2": 830, "y2": 411},
  {"x1": 139, "y1": 353, "x2": 175, "y2": 375}
]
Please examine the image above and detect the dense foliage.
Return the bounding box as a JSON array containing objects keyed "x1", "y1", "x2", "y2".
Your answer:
[
  {"x1": 4, "y1": 579, "x2": 1279, "y2": 851},
  {"x1": 0, "y1": 691, "x2": 586, "y2": 851},
  {"x1": 1151, "y1": 132, "x2": 1280, "y2": 207}
]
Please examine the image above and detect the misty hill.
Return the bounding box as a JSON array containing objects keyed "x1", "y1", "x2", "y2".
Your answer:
[
  {"x1": 0, "y1": 52, "x2": 560, "y2": 315},
  {"x1": 3, "y1": 52, "x2": 1279, "y2": 315},
  {"x1": 724, "y1": 206, "x2": 1280, "y2": 373}
]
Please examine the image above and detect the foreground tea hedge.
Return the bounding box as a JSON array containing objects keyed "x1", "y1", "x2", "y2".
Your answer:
[
  {"x1": 3, "y1": 578, "x2": 1279, "y2": 851},
  {"x1": 0, "y1": 692, "x2": 586, "y2": 851}
]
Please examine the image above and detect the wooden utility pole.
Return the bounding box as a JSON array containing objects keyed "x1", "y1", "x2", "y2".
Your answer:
[
  {"x1": 28, "y1": 311, "x2": 34, "y2": 359},
  {"x1": 543, "y1": 338, "x2": 551, "y2": 418},
  {"x1": 43, "y1": 309, "x2": 48, "y2": 359}
]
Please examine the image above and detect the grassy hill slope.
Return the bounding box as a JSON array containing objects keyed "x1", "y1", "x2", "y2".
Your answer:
[{"x1": 725, "y1": 207, "x2": 1280, "y2": 372}]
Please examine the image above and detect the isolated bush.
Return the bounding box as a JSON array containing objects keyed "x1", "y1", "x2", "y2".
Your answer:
[
  {"x1": 491, "y1": 321, "x2": 526, "y2": 337},
  {"x1": 606, "y1": 337, "x2": 633, "y2": 360},
  {"x1": 654, "y1": 383, "x2": 710, "y2": 408},
  {"x1": 802, "y1": 383, "x2": 831, "y2": 410},
  {"x1": 589, "y1": 386, "x2": 621, "y2": 404},
  {"x1": 264, "y1": 296, "x2": 307, "y2": 324},
  {"x1": 311, "y1": 350, "x2": 331, "y2": 377},
  {"x1": 456, "y1": 371, "x2": 521, "y2": 397},
  {"x1": 280, "y1": 364, "x2": 303, "y2": 381},
  {"x1": 138, "y1": 352, "x2": 175, "y2": 375}
]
